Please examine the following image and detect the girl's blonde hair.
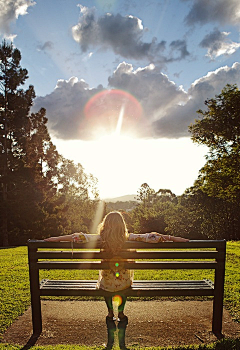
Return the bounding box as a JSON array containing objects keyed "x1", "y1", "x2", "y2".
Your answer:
[{"x1": 98, "y1": 211, "x2": 128, "y2": 256}]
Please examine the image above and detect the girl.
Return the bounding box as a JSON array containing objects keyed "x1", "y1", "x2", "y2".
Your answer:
[{"x1": 45, "y1": 211, "x2": 188, "y2": 349}]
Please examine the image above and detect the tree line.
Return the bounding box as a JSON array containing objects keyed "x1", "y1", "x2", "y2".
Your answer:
[
  {"x1": 1, "y1": 40, "x2": 239, "y2": 245},
  {"x1": 121, "y1": 84, "x2": 240, "y2": 241}
]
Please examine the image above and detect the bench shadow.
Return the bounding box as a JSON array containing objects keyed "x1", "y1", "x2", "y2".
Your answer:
[{"x1": 20, "y1": 332, "x2": 40, "y2": 350}]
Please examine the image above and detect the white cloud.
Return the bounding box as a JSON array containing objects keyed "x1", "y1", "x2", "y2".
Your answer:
[
  {"x1": 72, "y1": 5, "x2": 189, "y2": 63},
  {"x1": 0, "y1": 0, "x2": 35, "y2": 36},
  {"x1": 153, "y1": 62, "x2": 240, "y2": 137},
  {"x1": 200, "y1": 29, "x2": 240, "y2": 59}
]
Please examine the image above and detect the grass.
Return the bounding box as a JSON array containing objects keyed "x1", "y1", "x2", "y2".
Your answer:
[
  {"x1": 0, "y1": 338, "x2": 239, "y2": 350},
  {"x1": 0, "y1": 242, "x2": 240, "y2": 349}
]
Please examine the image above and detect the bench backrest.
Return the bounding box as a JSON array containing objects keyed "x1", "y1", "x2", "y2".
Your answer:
[{"x1": 28, "y1": 239, "x2": 226, "y2": 272}]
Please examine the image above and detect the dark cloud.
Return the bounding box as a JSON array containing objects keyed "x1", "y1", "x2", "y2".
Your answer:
[
  {"x1": 199, "y1": 29, "x2": 240, "y2": 59},
  {"x1": 169, "y1": 40, "x2": 190, "y2": 61},
  {"x1": 72, "y1": 5, "x2": 189, "y2": 64},
  {"x1": 0, "y1": 0, "x2": 35, "y2": 35},
  {"x1": 184, "y1": 0, "x2": 240, "y2": 27},
  {"x1": 37, "y1": 41, "x2": 54, "y2": 52}
]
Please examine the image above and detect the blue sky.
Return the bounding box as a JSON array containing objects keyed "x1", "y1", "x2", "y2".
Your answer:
[{"x1": 1, "y1": 0, "x2": 240, "y2": 198}]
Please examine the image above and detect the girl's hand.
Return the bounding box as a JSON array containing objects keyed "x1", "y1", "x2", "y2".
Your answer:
[{"x1": 147, "y1": 232, "x2": 165, "y2": 243}]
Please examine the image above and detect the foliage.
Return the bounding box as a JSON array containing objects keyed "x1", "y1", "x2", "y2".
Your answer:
[
  {"x1": 0, "y1": 40, "x2": 99, "y2": 246},
  {"x1": 131, "y1": 184, "x2": 179, "y2": 234},
  {"x1": 189, "y1": 84, "x2": 240, "y2": 202},
  {"x1": 187, "y1": 84, "x2": 240, "y2": 240}
]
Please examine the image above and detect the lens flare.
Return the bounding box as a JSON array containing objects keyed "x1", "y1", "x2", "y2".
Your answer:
[
  {"x1": 84, "y1": 89, "x2": 142, "y2": 136},
  {"x1": 113, "y1": 294, "x2": 123, "y2": 307}
]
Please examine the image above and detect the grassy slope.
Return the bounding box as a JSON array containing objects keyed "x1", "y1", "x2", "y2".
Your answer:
[{"x1": 0, "y1": 242, "x2": 239, "y2": 349}]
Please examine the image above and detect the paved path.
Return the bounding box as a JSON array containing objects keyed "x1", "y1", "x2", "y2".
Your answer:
[{"x1": 2, "y1": 300, "x2": 240, "y2": 348}]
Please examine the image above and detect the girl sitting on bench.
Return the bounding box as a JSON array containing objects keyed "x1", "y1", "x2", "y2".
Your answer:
[{"x1": 45, "y1": 211, "x2": 188, "y2": 350}]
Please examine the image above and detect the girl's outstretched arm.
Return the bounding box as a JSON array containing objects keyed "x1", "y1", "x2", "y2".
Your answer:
[
  {"x1": 44, "y1": 233, "x2": 101, "y2": 243},
  {"x1": 44, "y1": 234, "x2": 75, "y2": 242},
  {"x1": 128, "y1": 232, "x2": 189, "y2": 243}
]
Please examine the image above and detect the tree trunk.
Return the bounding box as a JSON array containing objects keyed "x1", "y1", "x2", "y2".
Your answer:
[{"x1": 2, "y1": 183, "x2": 8, "y2": 246}]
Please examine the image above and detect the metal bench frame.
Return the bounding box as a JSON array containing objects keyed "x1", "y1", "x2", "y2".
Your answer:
[{"x1": 27, "y1": 239, "x2": 226, "y2": 337}]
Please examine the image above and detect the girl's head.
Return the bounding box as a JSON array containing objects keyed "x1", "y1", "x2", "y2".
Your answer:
[{"x1": 99, "y1": 211, "x2": 128, "y2": 255}]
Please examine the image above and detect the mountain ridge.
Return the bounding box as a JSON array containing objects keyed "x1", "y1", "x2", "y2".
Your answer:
[{"x1": 103, "y1": 194, "x2": 138, "y2": 203}]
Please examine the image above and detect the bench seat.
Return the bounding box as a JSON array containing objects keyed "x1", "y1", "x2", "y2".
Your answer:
[{"x1": 40, "y1": 279, "x2": 214, "y2": 297}]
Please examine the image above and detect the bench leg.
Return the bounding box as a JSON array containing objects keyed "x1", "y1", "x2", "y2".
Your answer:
[
  {"x1": 212, "y1": 272, "x2": 225, "y2": 336},
  {"x1": 212, "y1": 244, "x2": 226, "y2": 338},
  {"x1": 28, "y1": 262, "x2": 42, "y2": 334},
  {"x1": 31, "y1": 294, "x2": 42, "y2": 335},
  {"x1": 212, "y1": 292, "x2": 224, "y2": 338}
]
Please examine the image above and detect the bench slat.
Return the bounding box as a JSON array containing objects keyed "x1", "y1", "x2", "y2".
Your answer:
[
  {"x1": 36, "y1": 251, "x2": 222, "y2": 260},
  {"x1": 37, "y1": 261, "x2": 217, "y2": 270},
  {"x1": 28, "y1": 239, "x2": 226, "y2": 249},
  {"x1": 39, "y1": 279, "x2": 214, "y2": 297}
]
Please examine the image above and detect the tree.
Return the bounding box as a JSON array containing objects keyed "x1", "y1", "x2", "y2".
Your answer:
[
  {"x1": 0, "y1": 40, "x2": 34, "y2": 245},
  {"x1": 188, "y1": 84, "x2": 240, "y2": 240},
  {"x1": 131, "y1": 185, "x2": 177, "y2": 234},
  {"x1": 189, "y1": 84, "x2": 240, "y2": 201},
  {"x1": 136, "y1": 183, "x2": 155, "y2": 207},
  {"x1": 0, "y1": 41, "x2": 99, "y2": 245}
]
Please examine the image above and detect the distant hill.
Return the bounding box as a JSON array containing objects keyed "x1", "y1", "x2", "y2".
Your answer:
[{"x1": 104, "y1": 194, "x2": 138, "y2": 203}]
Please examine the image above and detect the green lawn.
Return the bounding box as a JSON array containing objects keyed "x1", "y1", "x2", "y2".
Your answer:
[{"x1": 0, "y1": 242, "x2": 239, "y2": 350}]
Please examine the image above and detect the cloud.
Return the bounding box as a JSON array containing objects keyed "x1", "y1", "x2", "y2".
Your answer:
[
  {"x1": 37, "y1": 41, "x2": 54, "y2": 52},
  {"x1": 0, "y1": 0, "x2": 35, "y2": 36},
  {"x1": 33, "y1": 77, "x2": 104, "y2": 140},
  {"x1": 199, "y1": 29, "x2": 240, "y2": 59},
  {"x1": 72, "y1": 5, "x2": 189, "y2": 63},
  {"x1": 33, "y1": 63, "x2": 187, "y2": 140},
  {"x1": 153, "y1": 62, "x2": 240, "y2": 138},
  {"x1": 108, "y1": 62, "x2": 187, "y2": 120},
  {"x1": 33, "y1": 62, "x2": 240, "y2": 141},
  {"x1": 184, "y1": 0, "x2": 240, "y2": 27}
]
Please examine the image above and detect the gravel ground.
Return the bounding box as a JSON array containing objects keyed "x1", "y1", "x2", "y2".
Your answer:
[{"x1": 2, "y1": 300, "x2": 240, "y2": 348}]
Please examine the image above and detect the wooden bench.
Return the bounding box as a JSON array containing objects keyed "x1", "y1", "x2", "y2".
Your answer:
[{"x1": 27, "y1": 239, "x2": 226, "y2": 337}]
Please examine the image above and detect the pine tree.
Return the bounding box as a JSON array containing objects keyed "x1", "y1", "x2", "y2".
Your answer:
[{"x1": 0, "y1": 40, "x2": 33, "y2": 245}]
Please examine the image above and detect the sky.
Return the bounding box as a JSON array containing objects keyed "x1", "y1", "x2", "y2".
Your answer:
[{"x1": 0, "y1": 0, "x2": 240, "y2": 199}]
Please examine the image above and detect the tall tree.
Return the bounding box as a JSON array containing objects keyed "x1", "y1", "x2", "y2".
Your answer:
[
  {"x1": 0, "y1": 40, "x2": 34, "y2": 245},
  {"x1": 188, "y1": 84, "x2": 240, "y2": 240},
  {"x1": 136, "y1": 183, "x2": 155, "y2": 207},
  {"x1": 189, "y1": 84, "x2": 240, "y2": 201},
  {"x1": 0, "y1": 41, "x2": 99, "y2": 245}
]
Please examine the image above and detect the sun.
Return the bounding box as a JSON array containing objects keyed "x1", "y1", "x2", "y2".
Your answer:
[{"x1": 83, "y1": 89, "x2": 143, "y2": 140}]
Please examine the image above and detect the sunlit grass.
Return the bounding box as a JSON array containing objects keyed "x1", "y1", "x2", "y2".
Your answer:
[{"x1": 0, "y1": 337, "x2": 240, "y2": 349}]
